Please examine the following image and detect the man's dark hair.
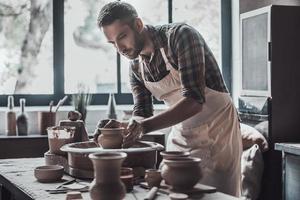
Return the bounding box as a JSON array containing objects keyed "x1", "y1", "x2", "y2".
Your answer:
[{"x1": 97, "y1": 1, "x2": 138, "y2": 28}]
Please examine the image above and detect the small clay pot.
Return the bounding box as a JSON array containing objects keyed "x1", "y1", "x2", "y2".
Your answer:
[
  {"x1": 98, "y1": 127, "x2": 124, "y2": 149},
  {"x1": 161, "y1": 157, "x2": 202, "y2": 191},
  {"x1": 145, "y1": 169, "x2": 162, "y2": 188},
  {"x1": 120, "y1": 167, "x2": 134, "y2": 192}
]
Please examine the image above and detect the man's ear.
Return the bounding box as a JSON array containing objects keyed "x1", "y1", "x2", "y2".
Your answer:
[{"x1": 134, "y1": 18, "x2": 143, "y2": 33}]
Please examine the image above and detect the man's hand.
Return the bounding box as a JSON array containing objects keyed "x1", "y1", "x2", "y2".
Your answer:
[{"x1": 122, "y1": 119, "x2": 144, "y2": 148}]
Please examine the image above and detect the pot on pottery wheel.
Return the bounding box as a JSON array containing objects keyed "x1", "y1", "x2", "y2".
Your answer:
[{"x1": 97, "y1": 127, "x2": 124, "y2": 149}]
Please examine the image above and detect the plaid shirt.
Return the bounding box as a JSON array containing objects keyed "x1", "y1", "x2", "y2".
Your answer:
[{"x1": 129, "y1": 23, "x2": 228, "y2": 118}]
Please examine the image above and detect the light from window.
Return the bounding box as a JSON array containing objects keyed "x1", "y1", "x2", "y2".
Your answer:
[
  {"x1": 64, "y1": 0, "x2": 117, "y2": 94},
  {"x1": 0, "y1": 0, "x2": 53, "y2": 94},
  {"x1": 173, "y1": 0, "x2": 221, "y2": 64}
]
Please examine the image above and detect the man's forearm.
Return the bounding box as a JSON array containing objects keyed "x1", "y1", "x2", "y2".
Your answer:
[{"x1": 141, "y1": 97, "x2": 203, "y2": 133}]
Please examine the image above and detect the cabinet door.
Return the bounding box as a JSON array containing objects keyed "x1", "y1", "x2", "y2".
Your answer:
[
  {"x1": 240, "y1": 6, "x2": 271, "y2": 97},
  {"x1": 284, "y1": 154, "x2": 300, "y2": 200}
]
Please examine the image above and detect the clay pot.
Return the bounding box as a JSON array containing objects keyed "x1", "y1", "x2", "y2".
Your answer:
[
  {"x1": 97, "y1": 127, "x2": 124, "y2": 149},
  {"x1": 120, "y1": 167, "x2": 134, "y2": 192},
  {"x1": 160, "y1": 151, "x2": 191, "y2": 185},
  {"x1": 89, "y1": 152, "x2": 127, "y2": 200},
  {"x1": 145, "y1": 169, "x2": 162, "y2": 188},
  {"x1": 161, "y1": 157, "x2": 202, "y2": 191}
]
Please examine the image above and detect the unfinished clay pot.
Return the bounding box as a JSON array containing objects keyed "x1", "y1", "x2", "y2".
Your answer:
[
  {"x1": 89, "y1": 152, "x2": 127, "y2": 200},
  {"x1": 145, "y1": 169, "x2": 162, "y2": 188},
  {"x1": 161, "y1": 157, "x2": 202, "y2": 191},
  {"x1": 97, "y1": 127, "x2": 124, "y2": 149}
]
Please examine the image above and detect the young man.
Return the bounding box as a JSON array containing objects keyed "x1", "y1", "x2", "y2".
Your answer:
[{"x1": 97, "y1": 1, "x2": 242, "y2": 196}]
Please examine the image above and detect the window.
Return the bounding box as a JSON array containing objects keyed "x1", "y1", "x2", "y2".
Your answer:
[
  {"x1": 64, "y1": 0, "x2": 117, "y2": 94},
  {"x1": 0, "y1": 0, "x2": 230, "y2": 106},
  {"x1": 173, "y1": 0, "x2": 221, "y2": 64},
  {"x1": 0, "y1": 0, "x2": 53, "y2": 95}
]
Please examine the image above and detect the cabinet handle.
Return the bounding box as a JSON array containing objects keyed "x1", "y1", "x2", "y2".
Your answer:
[{"x1": 268, "y1": 42, "x2": 272, "y2": 61}]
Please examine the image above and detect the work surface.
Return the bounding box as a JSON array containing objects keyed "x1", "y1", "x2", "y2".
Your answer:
[{"x1": 0, "y1": 158, "x2": 238, "y2": 200}]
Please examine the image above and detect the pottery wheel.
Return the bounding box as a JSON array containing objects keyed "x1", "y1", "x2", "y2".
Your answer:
[{"x1": 60, "y1": 140, "x2": 164, "y2": 179}]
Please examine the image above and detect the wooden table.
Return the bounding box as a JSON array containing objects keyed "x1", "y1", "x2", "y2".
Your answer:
[{"x1": 0, "y1": 158, "x2": 238, "y2": 200}]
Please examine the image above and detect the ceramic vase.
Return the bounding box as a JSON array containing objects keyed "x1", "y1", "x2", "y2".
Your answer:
[
  {"x1": 89, "y1": 152, "x2": 127, "y2": 200},
  {"x1": 97, "y1": 127, "x2": 124, "y2": 149},
  {"x1": 161, "y1": 157, "x2": 202, "y2": 191}
]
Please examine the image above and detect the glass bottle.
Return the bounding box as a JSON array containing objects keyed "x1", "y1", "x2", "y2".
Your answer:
[
  {"x1": 6, "y1": 95, "x2": 17, "y2": 136},
  {"x1": 17, "y1": 98, "x2": 28, "y2": 135}
]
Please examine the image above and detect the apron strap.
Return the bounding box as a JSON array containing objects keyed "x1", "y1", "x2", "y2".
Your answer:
[
  {"x1": 139, "y1": 56, "x2": 146, "y2": 81},
  {"x1": 159, "y1": 48, "x2": 173, "y2": 71}
]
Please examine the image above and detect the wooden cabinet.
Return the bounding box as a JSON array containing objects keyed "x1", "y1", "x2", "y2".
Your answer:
[
  {"x1": 239, "y1": 5, "x2": 300, "y2": 200},
  {"x1": 275, "y1": 143, "x2": 300, "y2": 200}
]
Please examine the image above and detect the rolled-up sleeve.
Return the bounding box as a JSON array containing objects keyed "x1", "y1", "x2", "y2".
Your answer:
[
  {"x1": 170, "y1": 25, "x2": 206, "y2": 104},
  {"x1": 129, "y1": 60, "x2": 153, "y2": 118}
]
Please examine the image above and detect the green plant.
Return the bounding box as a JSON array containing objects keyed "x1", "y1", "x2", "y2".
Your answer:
[{"x1": 71, "y1": 84, "x2": 92, "y2": 122}]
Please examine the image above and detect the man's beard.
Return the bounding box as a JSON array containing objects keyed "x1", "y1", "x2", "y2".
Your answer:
[{"x1": 122, "y1": 31, "x2": 144, "y2": 59}]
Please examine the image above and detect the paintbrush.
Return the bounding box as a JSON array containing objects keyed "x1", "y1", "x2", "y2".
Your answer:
[
  {"x1": 55, "y1": 95, "x2": 68, "y2": 112},
  {"x1": 49, "y1": 100, "x2": 54, "y2": 112}
]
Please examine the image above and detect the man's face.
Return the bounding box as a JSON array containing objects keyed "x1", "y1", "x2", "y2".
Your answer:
[{"x1": 103, "y1": 19, "x2": 144, "y2": 59}]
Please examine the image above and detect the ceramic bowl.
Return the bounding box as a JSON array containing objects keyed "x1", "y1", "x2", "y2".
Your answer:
[{"x1": 34, "y1": 165, "x2": 64, "y2": 183}]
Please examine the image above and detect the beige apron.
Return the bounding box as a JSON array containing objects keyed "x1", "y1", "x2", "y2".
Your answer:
[{"x1": 140, "y1": 48, "x2": 242, "y2": 197}]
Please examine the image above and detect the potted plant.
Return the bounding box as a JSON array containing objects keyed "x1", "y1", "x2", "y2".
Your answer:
[{"x1": 71, "y1": 84, "x2": 92, "y2": 122}]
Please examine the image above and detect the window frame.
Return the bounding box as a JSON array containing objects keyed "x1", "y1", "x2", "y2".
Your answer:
[{"x1": 0, "y1": 0, "x2": 232, "y2": 107}]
